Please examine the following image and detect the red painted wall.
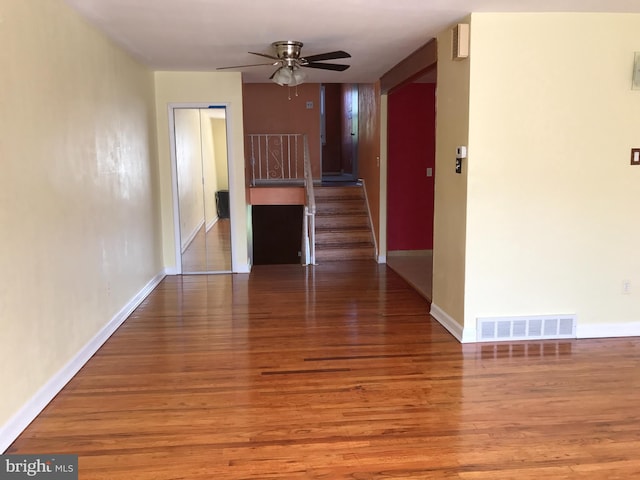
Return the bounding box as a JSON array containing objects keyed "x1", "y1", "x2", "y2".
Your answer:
[{"x1": 387, "y1": 83, "x2": 436, "y2": 251}]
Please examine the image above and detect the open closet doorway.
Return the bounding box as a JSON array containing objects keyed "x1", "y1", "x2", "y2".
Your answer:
[{"x1": 170, "y1": 105, "x2": 232, "y2": 274}]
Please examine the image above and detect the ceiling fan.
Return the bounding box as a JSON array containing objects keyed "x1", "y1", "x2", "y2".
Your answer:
[{"x1": 217, "y1": 41, "x2": 351, "y2": 86}]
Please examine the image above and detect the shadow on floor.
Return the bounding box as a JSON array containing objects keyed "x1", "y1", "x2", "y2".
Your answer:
[{"x1": 386, "y1": 251, "x2": 432, "y2": 302}]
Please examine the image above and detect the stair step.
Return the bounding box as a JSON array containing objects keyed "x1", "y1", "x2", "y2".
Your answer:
[
  {"x1": 315, "y1": 214, "x2": 369, "y2": 229},
  {"x1": 315, "y1": 199, "x2": 367, "y2": 215},
  {"x1": 314, "y1": 186, "x2": 364, "y2": 201},
  {"x1": 316, "y1": 232, "x2": 373, "y2": 248},
  {"x1": 316, "y1": 229, "x2": 373, "y2": 245},
  {"x1": 315, "y1": 244, "x2": 375, "y2": 262},
  {"x1": 311, "y1": 184, "x2": 375, "y2": 262}
]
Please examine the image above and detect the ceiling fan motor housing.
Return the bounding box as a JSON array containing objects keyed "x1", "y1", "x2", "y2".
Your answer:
[{"x1": 272, "y1": 41, "x2": 303, "y2": 67}]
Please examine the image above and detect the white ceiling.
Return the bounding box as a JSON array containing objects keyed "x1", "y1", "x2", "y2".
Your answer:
[{"x1": 64, "y1": 0, "x2": 640, "y2": 84}]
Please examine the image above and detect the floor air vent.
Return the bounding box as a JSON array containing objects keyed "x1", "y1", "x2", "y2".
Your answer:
[{"x1": 477, "y1": 315, "x2": 576, "y2": 342}]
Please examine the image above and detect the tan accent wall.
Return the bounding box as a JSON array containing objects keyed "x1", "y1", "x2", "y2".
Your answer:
[{"x1": 432, "y1": 16, "x2": 471, "y2": 328}]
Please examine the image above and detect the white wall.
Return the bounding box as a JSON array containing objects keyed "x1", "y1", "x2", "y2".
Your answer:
[
  {"x1": 0, "y1": 0, "x2": 163, "y2": 445},
  {"x1": 154, "y1": 72, "x2": 249, "y2": 273},
  {"x1": 463, "y1": 13, "x2": 640, "y2": 339}
]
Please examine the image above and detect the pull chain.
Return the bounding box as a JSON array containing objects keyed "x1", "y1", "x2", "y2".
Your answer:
[{"x1": 287, "y1": 85, "x2": 300, "y2": 100}]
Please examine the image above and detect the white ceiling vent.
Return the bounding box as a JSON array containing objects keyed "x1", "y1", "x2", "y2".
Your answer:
[
  {"x1": 477, "y1": 315, "x2": 576, "y2": 342},
  {"x1": 452, "y1": 23, "x2": 469, "y2": 60}
]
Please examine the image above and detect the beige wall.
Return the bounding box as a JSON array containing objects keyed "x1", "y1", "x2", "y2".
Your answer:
[
  {"x1": 201, "y1": 114, "x2": 218, "y2": 229},
  {"x1": 175, "y1": 109, "x2": 206, "y2": 249},
  {"x1": 462, "y1": 13, "x2": 640, "y2": 339},
  {"x1": 212, "y1": 118, "x2": 229, "y2": 191},
  {"x1": 431, "y1": 16, "x2": 472, "y2": 334},
  {"x1": 154, "y1": 72, "x2": 249, "y2": 272},
  {"x1": 0, "y1": 0, "x2": 162, "y2": 432}
]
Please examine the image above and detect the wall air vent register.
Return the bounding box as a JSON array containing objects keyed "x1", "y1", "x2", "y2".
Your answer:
[{"x1": 477, "y1": 314, "x2": 577, "y2": 342}]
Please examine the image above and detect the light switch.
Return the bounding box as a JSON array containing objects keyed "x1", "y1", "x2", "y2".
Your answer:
[
  {"x1": 632, "y1": 148, "x2": 640, "y2": 165},
  {"x1": 426, "y1": 168, "x2": 433, "y2": 177}
]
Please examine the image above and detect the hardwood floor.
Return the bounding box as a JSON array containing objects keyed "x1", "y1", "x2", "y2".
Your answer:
[
  {"x1": 8, "y1": 261, "x2": 640, "y2": 479},
  {"x1": 181, "y1": 219, "x2": 231, "y2": 272}
]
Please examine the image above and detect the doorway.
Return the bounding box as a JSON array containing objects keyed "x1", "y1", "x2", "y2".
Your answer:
[
  {"x1": 386, "y1": 78, "x2": 436, "y2": 300},
  {"x1": 321, "y1": 83, "x2": 359, "y2": 182},
  {"x1": 171, "y1": 106, "x2": 232, "y2": 274}
]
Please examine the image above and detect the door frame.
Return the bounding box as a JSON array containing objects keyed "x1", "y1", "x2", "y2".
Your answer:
[{"x1": 168, "y1": 102, "x2": 235, "y2": 274}]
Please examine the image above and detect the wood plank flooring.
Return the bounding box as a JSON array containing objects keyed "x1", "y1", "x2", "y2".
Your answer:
[
  {"x1": 387, "y1": 251, "x2": 432, "y2": 301},
  {"x1": 181, "y1": 219, "x2": 231, "y2": 273},
  {"x1": 7, "y1": 261, "x2": 640, "y2": 479}
]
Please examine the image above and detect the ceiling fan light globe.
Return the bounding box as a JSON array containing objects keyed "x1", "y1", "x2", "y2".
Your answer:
[
  {"x1": 272, "y1": 67, "x2": 293, "y2": 86},
  {"x1": 290, "y1": 69, "x2": 307, "y2": 86}
]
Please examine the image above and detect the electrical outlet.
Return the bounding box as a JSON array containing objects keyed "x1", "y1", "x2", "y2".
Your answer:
[{"x1": 622, "y1": 280, "x2": 631, "y2": 295}]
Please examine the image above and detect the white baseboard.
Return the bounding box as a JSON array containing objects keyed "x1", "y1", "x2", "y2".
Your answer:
[
  {"x1": 577, "y1": 321, "x2": 640, "y2": 339},
  {"x1": 428, "y1": 310, "x2": 640, "y2": 344},
  {"x1": 377, "y1": 254, "x2": 387, "y2": 264},
  {"x1": 164, "y1": 266, "x2": 180, "y2": 276},
  {"x1": 0, "y1": 271, "x2": 165, "y2": 453},
  {"x1": 234, "y1": 261, "x2": 251, "y2": 274},
  {"x1": 181, "y1": 219, "x2": 205, "y2": 254},
  {"x1": 429, "y1": 303, "x2": 467, "y2": 342}
]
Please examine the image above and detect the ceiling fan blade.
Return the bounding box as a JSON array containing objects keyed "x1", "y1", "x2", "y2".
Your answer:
[
  {"x1": 303, "y1": 62, "x2": 350, "y2": 71},
  {"x1": 303, "y1": 50, "x2": 351, "y2": 62},
  {"x1": 249, "y1": 51, "x2": 280, "y2": 61},
  {"x1": 216, "y1": 62, "x2": 278, "y2": 70}
]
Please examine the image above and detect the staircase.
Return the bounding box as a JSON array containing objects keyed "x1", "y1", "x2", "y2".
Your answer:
[{"x1": 314, "y1": 185, "x2": 375, "y2": 262}]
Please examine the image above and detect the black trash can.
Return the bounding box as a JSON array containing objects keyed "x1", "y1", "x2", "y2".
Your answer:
[{"x1": 215, "y1": 190, "x2": 229, "y2": 219}]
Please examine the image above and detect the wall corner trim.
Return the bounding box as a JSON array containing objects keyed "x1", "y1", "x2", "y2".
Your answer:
[
  {"x1": 0, "y1": 271, "x2": 166, "y2": 453},
  {"x1": 429, "y1": 303, "x2": 467, "y2": 343}
]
